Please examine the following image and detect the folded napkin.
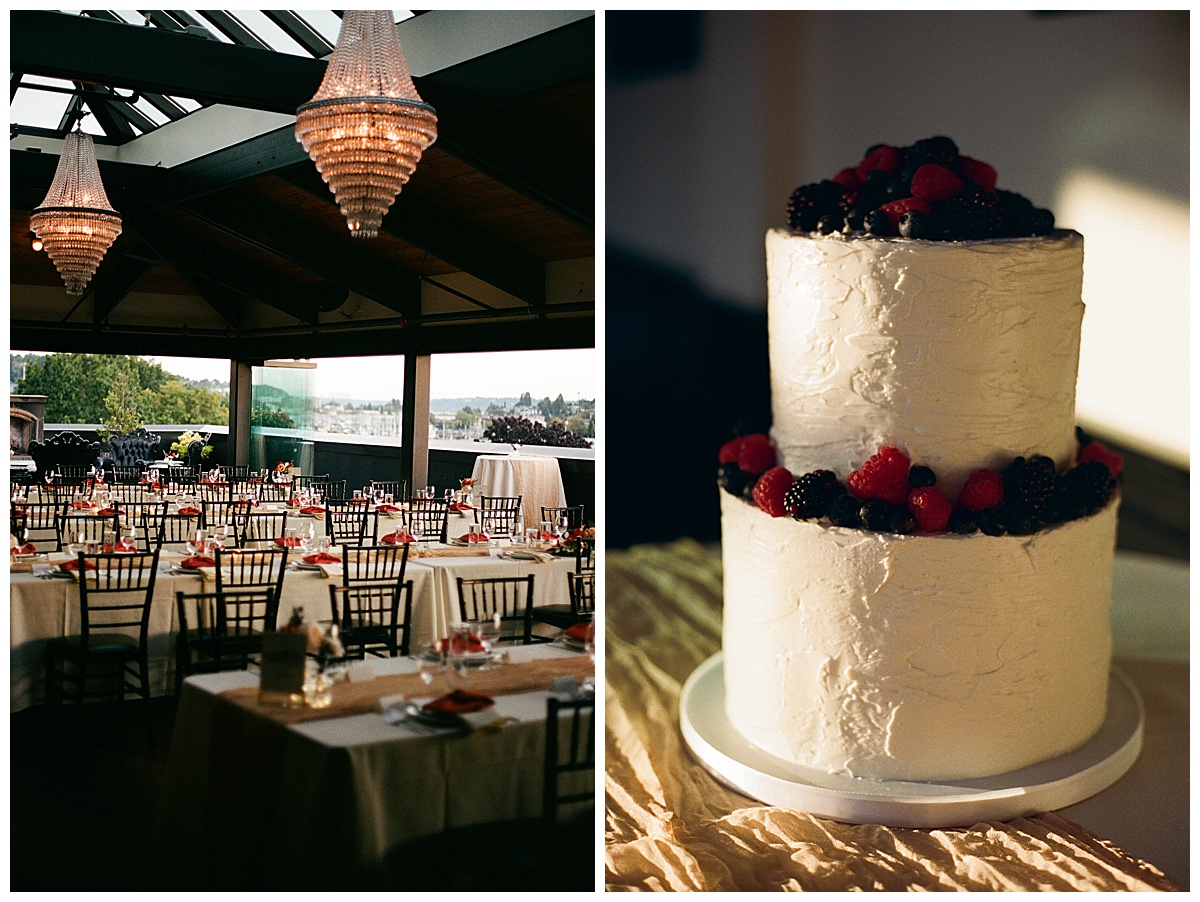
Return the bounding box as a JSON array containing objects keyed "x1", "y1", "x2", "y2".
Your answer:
[
  {"x1": 300, "y1": 506, "x2": 325, "y2": 516},
  {"x1": 566, "y1": 621, "x2": 595, "y2": 643},
  {"x1": 433, "y1": 633, "x2": 487, "y2": 655},
  {"x1": 423, "y1": 688, "x2": 494, "y2": 715},
  {"x1": 302, "y1": 552, "x2": 342, "y2": 565},
  {"x1": 180, "y1": 555, "x2": 216, "y2": 569},
  {"x1": 114, "y1": 539, "x2": 138, "y2": 553},
  {"x1": 72, "y1": 501, "x2": 95, "y2": 510},
  {"x1": 286, "y1": 498, "x2": 300, "y2": 508},
  {"x1": 58, "y1": 559, "x2": 97, "y2": 572},
  {"x1": 381, "y1": 531, "x2": 415, "y2": 544},
  {"x1": 375, "y1": 504, "x2": 402, "y2": 512},
  {"x1": 274, "y1": 536, "x2": 305, "y2": 548},
  {"x1": 10, "y1": 543, "x2": 37, "y2": 556},
  {"x1": 234, "y1": 499, "x2": 258, "y2": 508},
  {"x1": 96, "y1": 507, "x2": 118, "y2": 516},
  {"x1": 448, "y1": 502, "x2": 473, "y2": 511},
  {"x1": 177, "y1": 506, "x2": 201, "y2": 516},
  {"x1": 457, "y1": 532, "x2": 489, "y2": 543}
]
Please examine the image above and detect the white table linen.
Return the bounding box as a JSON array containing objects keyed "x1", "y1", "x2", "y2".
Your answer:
[{"x1": 470, "y1": 453, "x2": 568, "y2": 527}]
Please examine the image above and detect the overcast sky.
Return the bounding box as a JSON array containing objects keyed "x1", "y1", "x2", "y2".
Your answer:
[{"x1": 147, "y1": 349, "x2": 596, "y2": 401}]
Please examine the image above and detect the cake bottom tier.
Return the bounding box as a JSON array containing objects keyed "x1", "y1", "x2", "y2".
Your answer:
[{"x1": 720, "y1": 491, "x2": 1119, "y2": 782}]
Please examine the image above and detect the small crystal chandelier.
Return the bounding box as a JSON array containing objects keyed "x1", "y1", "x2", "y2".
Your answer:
[
  {"x1": 295, "y1": 10, "x2": 438, "y2": 239},
  {"x1": 30, "y1": 127, "x2": 122, "y2": 295}
]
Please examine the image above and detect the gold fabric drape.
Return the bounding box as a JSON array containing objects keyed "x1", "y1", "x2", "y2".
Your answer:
[{"x1": 605, "y1": 540, "x2": 1179, "y2": 891}]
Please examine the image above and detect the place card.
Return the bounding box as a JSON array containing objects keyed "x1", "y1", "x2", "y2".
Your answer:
[{"x1": 258, "y1": 631, "x2": 307, "y2": 706}]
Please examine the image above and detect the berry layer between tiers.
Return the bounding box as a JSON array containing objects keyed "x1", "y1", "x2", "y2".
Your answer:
[
  {"x1": 720, "y1": 490, "x2": 1118, "y2": 782},
  {"x1": 767, "y1": 228, "x2": 1085, "y2": 497}
]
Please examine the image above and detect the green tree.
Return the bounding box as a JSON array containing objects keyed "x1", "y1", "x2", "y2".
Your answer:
[
  {"x1": 551, "y1": 393, "x2": 569, "y2": 418},
  {"x1": 518, "y1": 391, "x2": 532, "y2": 407}
]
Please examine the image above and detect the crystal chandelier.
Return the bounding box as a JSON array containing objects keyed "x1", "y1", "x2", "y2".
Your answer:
[
  {"x1": 295, "y1": 10, "x2": 438, "y2": 239},
  {"x1": 30, "y1": 128, "x2": 122, "y2": 296}
]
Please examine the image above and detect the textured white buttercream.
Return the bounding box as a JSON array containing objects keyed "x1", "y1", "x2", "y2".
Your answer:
[
  {"x1": 767, "y1": 228, "x2": 1085, "y2": 497},
  {"x1": 721, "y1": 491, "x2": 1117, "y2": 782}
]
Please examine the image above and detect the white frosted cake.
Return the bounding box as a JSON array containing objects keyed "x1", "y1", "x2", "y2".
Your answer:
[{"x1": 718, "y1": 139, "x2": 1122, "y2": 783}]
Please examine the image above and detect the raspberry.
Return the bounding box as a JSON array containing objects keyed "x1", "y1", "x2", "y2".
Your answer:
[
  {"x1": 856, "y1": 145, "x2": 903, "y2": 181},
  {"x1": 879, "y1": 197, "x2": 932, "y2": 231},
  {"x1": 753, "y1": 467, "x2": 794, "y2": 518},
  {"x1": 718, "y1": 437, "x2": 743, "y2": 465},
  {"x1": 831, "y1": 167, "x2": 861, "y2": 191},
  {"x1": 956, "y1": 155, "x2": 998, "y2": 191},
  {"x1": 910, "y1": 164, "x2": 964, "y2": 204},
  {"x1": 847, "y1": 447, "x2": 911, "y2": 506},
  {"x1": 957, "y1": 470, "x2": 1004, "y2": 512},
  {"x1": 907, "y1": 486, "x2": 952, "y2": 532},
  {"x1": 737, "y1": 434, "x2": 776, "y2": 475},
  {"x1": 1078, "y1": 440, "x2": 1124, "y2": 478}
]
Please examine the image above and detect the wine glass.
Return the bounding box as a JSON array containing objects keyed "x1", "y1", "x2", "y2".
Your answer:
[
  {"x1": 186, "y1": 529, "x2": 206, "y2": 557},
  {"x1": 478, "y1": 612, "x2": 503, "y2": 668},
  {"x1": 556, "y1": 515, "x2": 571, "y2": 541},
  {"x1": 120, "y1": 524, "x2": 138, "y2": 552},
  {"x1": 410, "y1": 520, "x2": 424, "y2": 550}
]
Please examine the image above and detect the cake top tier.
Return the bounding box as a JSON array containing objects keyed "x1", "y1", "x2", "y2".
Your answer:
[{"x1": 786, "y1": 136, "x2": 1057, "y2": 241}]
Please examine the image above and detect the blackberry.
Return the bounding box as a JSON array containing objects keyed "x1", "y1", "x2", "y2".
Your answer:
[
  {"x1": 1057, "y1": 460, "x2": 1116, "y2": 519},
  {"x1": 939, "y1": 189, "x2": 1003, "y2": 239},
  {"x1": 1029, "y1": 208, "x2": 1055, "y2": 235},
  {"x1": 828, "y1": 494, "x2": 862, "y2": 528},
  {"x1": 1002, "y1": 506, "x2": 1037, "y2": 536},
  {"x1": 863, "y1": 210, "x2": 890, "y2": 236},
  {"x1": 907, "y1": 465, "x2": 937, "y2": 487},
  {"x1": 976, "y1": 508, "x2": 1007, "y2": 536},
  {"x1": 1002, "y1": 455, "x2": 1057, "y2": 522},
  {"x1": 718, "y1": 463, "x2": 754, "y2": 498},
  {"x1": 785, "y1": 469, "x2": 843, "y2": 519},
  {"x1": 859, "y1": 498, "x2": 892, "y2": 531},
  {"x1": 786, "y1": 181, "x2": 843, "y2": 233},
  {"x1": 888, "y1": 505, "x2": 917, "y2": 534},
  {"x1": 947, "y1": 509, "x2": 977, "y2": 534},
  {"x1": 995, "y1": 189, "x2": 1036, "y2": 237}
]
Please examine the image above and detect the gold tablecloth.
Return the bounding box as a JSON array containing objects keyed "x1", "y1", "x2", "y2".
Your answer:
[{"x1": 604, "y1": 540, "x2": 1181, "y2": 891}]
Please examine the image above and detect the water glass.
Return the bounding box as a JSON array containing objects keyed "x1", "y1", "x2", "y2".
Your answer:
[{"x1": 540, "y1": 520, "x2": 552, "y2": 542}]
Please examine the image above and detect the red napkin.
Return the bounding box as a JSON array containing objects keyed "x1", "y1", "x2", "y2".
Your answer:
[
  {"x1": 432, "y1": 633, "x2": 487, "y2": 655},
  {"x1": 177, "y1": 506, "x2": 201, "y2": 516},
  {"x1": 72, "y1": 501, "x2": 95, "y2": 510},
  {"x1": 375, "y1": 504, "x2": 402, "y2": 512},
  {"x1": 449, "y1": 502, "x2": 473, "y2": 511},
  {"x1": 180, "y1": 555, "x2": 216, "y2": 569},
  {"x1": 300, "y1": 506, "x2": 325, "y2": 516},
  {"x1": 234, "y1": 499, "x2": 258, "y2": 508},
  {"x1": 96, "y1": 507, "x2": 117, "y2": 516},
  {"x1": 457, "y1": 532, "x2": 489, "y2": 543},
  {"x1": 58, "y1": 559, "x2": 97, "y2": 572},
  {"x1": 10, "y1": 543, "x2": 36, "y2": 555},
  {"x1": 565, "y1": 621, "x2": 595, "y2": 643},
  {"x1": 382, "y1": 531, "x2": 415, "y2": 544},
  {"x1": 115, "y1": 539, "x2": 138, "y2": 553},
  {"x1": 423, "y1": 688, "x2": 494, "y2": 715},
  {"x1": 274, "y1": 536, "x2": 304, "y2": 548},
  {"x1": 302, "y1": 552, "x2": 342, "y2": 565},
  {"x1": 286, "y1": 498, "x2": 300, "y2": 508}
]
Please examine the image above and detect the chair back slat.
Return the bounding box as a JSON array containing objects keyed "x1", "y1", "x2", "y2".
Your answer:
[
  {"x1": 214, "y1": 547, "x2": 289, "y2": 602},
  {"x1": 241, "y1": 510, "x2": 288, "y2": 546},
  {"x1": 329, "y1": 580, "x2": 414, "y2": 658},
  {"x1": 408, "y1": 499, "x2": 449, "y2": 544},
  {"x1": 326, "y1": 501, "x2": 369, "y2": 547},
  {"x1": 542, "y1": 505, "x2": 586, "y2": 532},
  {"x1": 543, "y1": 695, "x2": 596, "y2": 822},
  {"x1": 342, "y1": 543, "x2": 410, "y2": 587},
  {"x1": 77, "y1": 550, "x2": 161, "y2": 643},
  {"x1": 568, "y1": 572, "x2": 595, "y2": 617},
  {"x1": 455, "y1": 575, "x2": 536, "y2": 644}
]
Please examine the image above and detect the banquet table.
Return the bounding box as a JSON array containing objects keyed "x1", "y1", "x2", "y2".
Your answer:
[
  {"x1": 470, "y1": 452, "x2": 568, "y2": 527},
  {"x1": 604, "y1": 540, "x2": 1187, "y2": 891},
  {"x1": 152, "y1": 643, "x2": 594, "y2": 889},
  {"x1": 9, "y1": 540, "x2": 579, "y2": 712}
]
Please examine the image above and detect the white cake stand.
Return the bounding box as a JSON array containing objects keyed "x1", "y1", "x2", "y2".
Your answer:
[{"x1": 679, "y1": 653, "x2": 1143, "y2": 829}]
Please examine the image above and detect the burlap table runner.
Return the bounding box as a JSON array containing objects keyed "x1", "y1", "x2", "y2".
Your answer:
[
  {"x1": 605, "y1": 539, "x2": 1180, "y2": 892},
  {"x1": 219, "y1": 653, "x2": 594, "y2": 727}
]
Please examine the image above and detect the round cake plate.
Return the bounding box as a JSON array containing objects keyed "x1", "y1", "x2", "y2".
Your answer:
[{"x1": 680, "y1": 652, "x2": 1143, "y2": 829}]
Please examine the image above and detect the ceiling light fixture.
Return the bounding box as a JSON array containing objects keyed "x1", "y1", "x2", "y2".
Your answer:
[
  {"x1": 29, "y1": 128, "x2": 122, "y2": 295},
  {"x1": 295, "y1": 9, "x2": 437, "y2": 239},
  {"x1": 29, "y1": 231, "x2": 43, "y2": 252}
]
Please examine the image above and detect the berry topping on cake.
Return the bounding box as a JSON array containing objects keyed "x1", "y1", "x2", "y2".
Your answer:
[
  {"x1": 718, "y1": 462, "x2": 755, "y2": 498},
  {"x1": 848, "y1": 447, "x2": 911, "y2": 506},
  {"x1": 947, "y1": 509, "x2": 978, "y2": 534},
  {"x1": 737, "y1": 433, "x2": 777, "y2": 476},
  {"x1": 1056, "y1": 460, "x2": 1117, "y2": 519},
  {"x1": 785, "y1": 469, "x2": 843, "y2": 519},
  {"x1": 784, "y1": 137, "x2": 1057, "y2": 241},
  {"x1": 957, "y1": 469, "x2": 1004, "y2": 512},
  {"x1": 1002, "y1": 455, "x2": 1057, "y2": 521},
  {"x1": 910, "y1": 164, "x2": 964, "y2": 204},
  {"x1": 753, "y1": 466, "x2": 794, "y2": 518},
  {"x1": 907, "y1": 486, "x2": 953, "y2": 532},
  {"x1": 828, "y1": 494, "x2": 862, "y2": 528},
  {"x1": 859, "y1": 498, "x2": 893, "y2": 532},
  {"x1": 907, "y1": 465, "x2": 937, "y2": 488},
  {"x1": 1078, "y1": 440, "x2": 1124, "y2": 478},
  {"x1": 718, "y1": 437, "x2": 743, "y2": 465}
]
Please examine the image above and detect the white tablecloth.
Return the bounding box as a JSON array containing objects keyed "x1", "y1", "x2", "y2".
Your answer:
[
  {"x1": 151, "y1": 644, "x2": 593, "y2": 889},
  {"x1": 10, "y1": 546, "x2": 579, "y2": 711},
  {"x1": 470, "y1": 453, "x2": 568, "y2": 528}
]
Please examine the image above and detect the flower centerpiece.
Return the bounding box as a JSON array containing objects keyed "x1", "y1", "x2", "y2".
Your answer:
[
  {"x1": 283, "y1": 607, "x2": 346, "y2": 708},
  {"x1": 170, "y1": 430, "x2": 213, "y2": 461},
  {"x1": 273, "y1": 460, "x2": 295, "y2": 483},
  {"x1": 552, "y1": 525, "x2": 596, "y2": 556}
]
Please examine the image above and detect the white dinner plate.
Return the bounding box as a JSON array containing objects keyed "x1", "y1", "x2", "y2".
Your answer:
[{"x1": 680, "y1": 652, "x2": 1143, "y2": 829}]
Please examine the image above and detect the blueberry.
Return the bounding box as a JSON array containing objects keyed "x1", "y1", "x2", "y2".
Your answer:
[
  {"x1": 976, "y1": 508, "x2": 1006, "y2": 536},
  {"x1": 717, "y1": 463, "x2": 754, "y2": 498},
  {"x1": 899, "y1": 210, "x2": 935, "y2": 240},
  {"x1": 860, "y1": 498, "x2": 891, "y2": 531},
  {"x1": 863, "y1": 210, "x2": 890, "y2": 236},
  {"x1": 947, "y1": 509, "x2": 977, "y2": 534},
  {"x1": 816, "y1": 214, "x2": 840, "y2": 235},
  {"x1": 1002, "y1": 506, "x2": 1037, "y2": 535},
  {"x1": 828, "y1": 494, "x2": 862, "y2": 528},
  {"x1": 908, "y1": 465, "x2": 936, "y2": 487},
  {"x1": 888, "y1": 506, "x2": 917, "y2": 534}
]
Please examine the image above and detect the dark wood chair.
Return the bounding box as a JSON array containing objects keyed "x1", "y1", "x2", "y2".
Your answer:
[
  {"x1": 542, "y1": 505, "x2": 586, "y2": 532},
  {"x1": 329, "y1": 582, "x2": 415, "y2": 659},
  {"x1": 455, "y1": 575, "x2": 537, "y2": 644},
  {"x1": 327, "y1": 500, "x2": 369, "y2": 547},
  {"x1": 255, "y1": 480, "x2": 290, "y2": 503},
  {"x1": 118, "y1": 500, "x2": 168, "y2": 552},
  {"x1": 214, "y1": 547, "x2": 289, "y2": 604},
  {"x1": 108, "y1": 464, "x2": 143, "y2": 484},
  {"x1": 16, "y1": 501, "x2": 62, "y2": 551},
  {"x1": 174, "y1": 588, "x2": 279, "y2": 694},
  {"x1": 370, "y1": 479, "x2": 407, "y2": 502},
  {"x1": 153, "y1": 511, "x2": 202, "y2": 550},
  {"x1": 531, "y1": 570, "x2": 594, "y2": 633},
  {"x1": 45, "y1": 550, "x2": 161, "y2": 705},
  {"x1": 56, "y1": 510, "x2": 122, "y2": 549},
  {"x1": 544, "y1": 694, "x2": 596, "y2": 823},
  {"x1": 201, "y1": 499, "x2": 240, "y2": 531},
  {"x1": 409, "y1": 498, "x2": 449, "y2": 544},
  {"x1": 477, "y1": 495, "x2": 523, "y2": 538},
  {"x1": 240, "y1": 510, "x2": 289, "y2": 546},
  {"x1": 197, "y1": 481, "x2": 233, "y2": 503}
]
